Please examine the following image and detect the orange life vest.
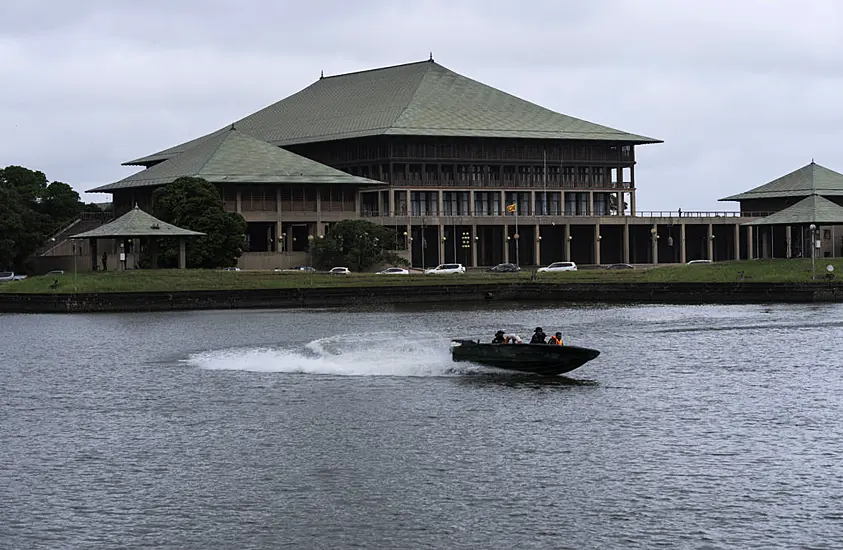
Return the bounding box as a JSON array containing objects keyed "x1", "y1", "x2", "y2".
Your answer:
[{"x1": 549, "y1": 335, "x2": 563, "y2": 345}]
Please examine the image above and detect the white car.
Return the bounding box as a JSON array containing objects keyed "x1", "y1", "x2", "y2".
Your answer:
[
  {"x1": 424, "y1": 263, "x2": 466, "y2": 275},
  {"x1": 329, "y1": 267, "x2": 351, "y2": 275},
  {"x1": 377, "y1": 267, "x2": 409, "y2": 275},
  {"x1": 537, "y1": 261, "x2": 578, "y2": 273}
]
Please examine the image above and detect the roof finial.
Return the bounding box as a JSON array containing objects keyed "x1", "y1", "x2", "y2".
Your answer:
[
  {"x1": 229, "y1": 123, "x2": 236, "y2": 131},
  {"x1": 134, "y1": 202, "x2": 139, "y2": 209},
  {"x1": 429, "y1": 51, "x2": 434, "y2": 62},
  {"x1": 811, "y1": 157, "x2": 815, "y2": 164},
  {"x1": 320, "y1": 70, "x2": 324, "y2": 79}
]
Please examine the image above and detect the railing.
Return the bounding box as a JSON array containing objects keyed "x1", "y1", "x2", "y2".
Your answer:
[{"x1": 362, "y1": 210, "x2": 771, "y2": 219}]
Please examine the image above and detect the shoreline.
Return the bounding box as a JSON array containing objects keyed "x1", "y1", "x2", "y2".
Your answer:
[{"x1": 2, "y1": 282, "x2": 842, "y2": 313}]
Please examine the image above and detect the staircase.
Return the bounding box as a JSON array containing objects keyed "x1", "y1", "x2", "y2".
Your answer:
[{"x1": 38, "y1": 211, "x2": 113, "y2": 256}]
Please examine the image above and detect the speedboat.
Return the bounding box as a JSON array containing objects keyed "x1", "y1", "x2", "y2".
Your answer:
[{"x1": 450, "y1": 339, "x2": 600, "y2": 376}]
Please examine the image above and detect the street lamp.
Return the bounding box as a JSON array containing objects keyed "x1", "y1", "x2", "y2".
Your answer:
[{"x1": 809, "y1": 224, "x2": 817, "y2": 280}]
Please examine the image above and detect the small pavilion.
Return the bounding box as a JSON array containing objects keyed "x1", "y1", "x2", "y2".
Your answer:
[
  {"x1": 71, "y1": 205, "x2": 205, "y2": 269},
  {"x1": 743, "y1": 194, "x2": 843, "y2": 259}
]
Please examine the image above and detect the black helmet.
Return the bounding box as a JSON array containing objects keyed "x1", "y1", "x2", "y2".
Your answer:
[
  {"x1": 555, "y1": 332, "x2": 562, "y2": 337},
  {"x1": 495, "y1": 330, "x2": 505, "y2": 336},
  {"x1": 535, "y1": 327, "x2": 544, "y2": 332}
]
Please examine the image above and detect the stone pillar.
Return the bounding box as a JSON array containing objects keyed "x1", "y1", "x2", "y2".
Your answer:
[
  {"x1": 630, "y1": 191, "x2": 636, "y2": 216},
  {"x1": 747, "y1": 226, "x2": 754, "y2": 259},
  {"x1": 469, "y1": 190, "x2": 476, "y2": 216},
  {"x1": 503, "y1": 224, "x2": 510, "y2": 263},
  {"x1": 622, "y1": 223, "x2": 630, "y2": 263},
  {"x1": 282, "y1": 187, "x2": 288, "y2": 256},
  {"x1": 178, "y1": 238, "x2": 186, "y2": 269},
  {"x1": 377, "y1": 191, "x2": 383, "y2": 217},
  {"x1": 651, "y1": 223, "x2": 659, "y2": 265},
  {"x1": 438, "y1": 225, "x2": 445, "y2": 264},
  {"x1": 679, "y1": 223, "x2": 687, "y2": 264},
  {"x1": 531, "y1": 190, "x2": 536, "y2": 216},
  {"x1": 90, "y1": 238, "x2": 98, "y2": 271},
  {"x1": 406, "y1": 190, "x2": 411, "y2": 216},
  {"x1": 534, "y1": 224, "x2": 541, "y2": 266},
  {"x1": 236, "y1": 191, "x2": 242, "y2": 214},
  {"x1": 707, "y1": 223, "x2": 714, "y2": 261},
  {"x1": 594, "y1": 223, "x2": 601, "y2": 265},
  {"x1": 734, "y1": 224, "x2": 741, "y2": 260},
  {"x1": 564, "y1": 224, "x2": 571, "y2": 262},
  {"x1": 437, "y1": 191, "x2": 444, "y2": 217},
  {"x1": 587, "y1": 192, "x2": 594, "y2": 216},
  {"x1": 785, "y1": 225, "x2": 792, "y2": 258},
  {"x1": 471, "y1": 224, "x2": 478, "y2": 267}
]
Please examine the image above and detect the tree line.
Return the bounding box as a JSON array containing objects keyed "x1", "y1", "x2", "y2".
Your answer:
[
  {"x1": 0, "y1": 165, "x2": 105, "y2": 271},
  {"x1": 2, "y1": 167, "x2": 405, "y2": 272}
]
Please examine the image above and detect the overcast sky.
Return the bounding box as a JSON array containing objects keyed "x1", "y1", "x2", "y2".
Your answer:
[{"x1": 3, "y1": 0, "x2": 841, "y2": 212}]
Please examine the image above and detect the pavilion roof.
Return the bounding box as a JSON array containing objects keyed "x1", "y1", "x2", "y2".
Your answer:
[
  {"x1": 721, "y1": 161, "x2": 843, "y2": 202},
  {"x1": 742, "y1": 194, "x2": 843, "y2": 226},
  {"x1": 91, "y1": 128, "x2": 382, "y2": 192},
  {"x1": 71, "y1": 205, "x2": 205, "y2": 238},
  {"x1": 125, "y1": 59, "x2": 661, "y2": 166}
]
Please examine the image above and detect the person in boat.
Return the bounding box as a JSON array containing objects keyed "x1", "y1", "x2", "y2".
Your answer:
[
  {"x1": 549, "y1": 332, "x2": 564, "y2": 345},
  {"x1": 529, "y1": 327, "x2": 547, "y2": 344},
  {"x1": 492, "y1": 330, "x2": 523, "y2": 344}
]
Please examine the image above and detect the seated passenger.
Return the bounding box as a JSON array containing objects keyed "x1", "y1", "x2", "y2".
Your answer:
[
  {"x1": 504, "y1": 333, "x2": 523, "y2": 344},
  {"x1": 549, "y1": 332, "x2": 564, "y2": 345},
  {"x1": 492, "y1": 330, "x2": 506, "y2": 344},
  {"x1": 530, "y1": 327, "x2": 547, "y2": 344}
]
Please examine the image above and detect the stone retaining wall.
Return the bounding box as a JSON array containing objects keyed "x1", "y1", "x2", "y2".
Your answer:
[{"x1": 2, "y1": 282, "x2": 842, "y2": 313}]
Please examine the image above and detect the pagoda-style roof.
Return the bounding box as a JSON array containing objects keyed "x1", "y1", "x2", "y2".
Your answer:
[
  {"x1": 71, "y1": 205, "x2": 205, "y2": 238},
  {"x1": 721, "y1": 161, "x2": 843, "y2": 202},
  {"x1": 91, "y1": 128, "x2": 383, "y2": 192},
  {"x1": 743, "y1": 194, "x2": 843, "y2": 226},
  {"x1": 125, "y1": 59, "x2": 661, "y2": 166}
]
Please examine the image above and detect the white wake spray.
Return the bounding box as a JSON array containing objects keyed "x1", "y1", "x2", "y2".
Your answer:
[{"x1": 184, "y1": 331, "x2": 489, "y2": 377}]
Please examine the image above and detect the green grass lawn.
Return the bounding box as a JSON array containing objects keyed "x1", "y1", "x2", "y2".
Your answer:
[{"x1": 2, "y1": 259, "x2": 842, "y2": 294}]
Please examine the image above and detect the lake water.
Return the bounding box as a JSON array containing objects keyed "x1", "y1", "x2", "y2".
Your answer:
[{"x1": 2, "y1": 302, "x2": 843, "y2": 549}]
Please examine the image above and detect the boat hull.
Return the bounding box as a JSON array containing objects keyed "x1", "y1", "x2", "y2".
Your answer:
[{"x1": 450, "y1": 339, "x2": 600, "y2": 376}]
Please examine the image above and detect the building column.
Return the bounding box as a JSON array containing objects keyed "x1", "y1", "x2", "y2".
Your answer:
[
  {"x1": 747, "y1": 226, "x2": 754, "y2": 259},
  {"x1": 531, "y1": 191, "x2": 536, "y2": 216},
  {"x1": 437, "y1": 191, "x2": 444, "y2": 217},
  {"x1": 276, "y1": 188, "x2": 283, "y2": 255},
  {"x1": 594, "y1": 223, "x2": 601, "y2": 265},
  {"x1": 564, "y1": 224, "x2": 571, "y2": 262},
  {"x1": 587, "y1": 192, "x2": 594, "y2": 216},
  {"x1": 680, "y1": 223, "x2": 687, "y2": 264},
  {"x1": 651, "y1": 223, "x2": 659, "y2": 265},
  {"x1": 235, "y1": 191, "x2": 242, "y2": 214},
  {"x1": 438, "y1": 224, "x2": 445, "y2": 264},
  {"x1": 471, "y1": 224, "x2": 478, "y2": 267},
  {"x1": 377, "y1": 191, "x2": 383, "y2": 218},
  {"x1": 630, "y1": 191, "x2": 636, "y2": 216},
  {"x1": 534, "y1": 224, "x2": 541, "y2": 266},
  {"x1": 503, "y1": 224, "x2": 510, "y2": 263},
  {"x1": 406, "y1": 190, "x2": 411, "y2": 216},
  {"x1": 500, "y1": 190, "x2": 506, "y2": 215},
  {"x1": 90, "y1": 238, "x2": 98, "y2": 271},
  {"x1": 734, "y1": 224, "x2": 741, "y2": 260},
  {"x1": 178, "y1": 238, "x2": 186, "y2": 269},
  {"x1": 470, "y1": 190, "x2": 476, "y2": 216},
  {"x1": 707, "y1": 223, "x2": 714, "y2": 261},
  {"x1": 622, "y1": 222, "x2": 630, "y2": 263},
  {"x1": 785, "y1": 225, "x2": 792, "y2": 258}
]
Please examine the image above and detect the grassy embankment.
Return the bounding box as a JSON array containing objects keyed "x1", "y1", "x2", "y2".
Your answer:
[{"x1": 2, "y1": 259, "x2": 842, "y2": 294}]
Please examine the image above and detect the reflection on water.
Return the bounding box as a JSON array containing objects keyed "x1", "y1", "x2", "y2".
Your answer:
[{"x1": 2, "y1": 303, "x2": 843, "y2": 549}]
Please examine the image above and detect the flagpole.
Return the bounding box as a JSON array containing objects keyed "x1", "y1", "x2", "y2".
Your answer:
[{"x1": 515, "y1": 203, "x2": 520, "y2": 268}]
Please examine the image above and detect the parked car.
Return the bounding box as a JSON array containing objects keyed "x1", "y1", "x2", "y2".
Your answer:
[
  {"x1": 377, "y1": 267, "x2": 410, "y2": 275},
  {"x1": 329, "y1": 267, "x2": 351, "y2": 275},
  {"x1": 0, "y1": 271, "x2": 16, "y2": 282},
  {"x1": 605, "y1": 263, "x2": 635, "y2": 270},
  {"x1": 486, "y1": 263, "x2": 520, "y2": 273},
  {"x1": 276, "y1": 265, "x2": 316, "y2": 273},
  {"x1": 221, "y1": 267, "x2": 241, "y2": 271},
  {"x1": 536, "y1": 261, "x2": 578, "y2": 273},
  {"x1": 687, "y1": 259, "x2": 712, "y2": 265},
  {"x1": 424, "y1": 263, "x2": 466, "y2": 275}
]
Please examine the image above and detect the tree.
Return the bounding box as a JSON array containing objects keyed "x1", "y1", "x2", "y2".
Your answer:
[
  {"x1": 0, "y1": 167, "x2": 49, "y2": 270},
  {"x1": 311, "y1": 219, "x2": 403, "y2": 271},
  {"x1": 152, "y1": 177, "x2": 246, "y2": 268},
  {"x1": 40, "y1": 181, "x2": 85, "y2": 233}
]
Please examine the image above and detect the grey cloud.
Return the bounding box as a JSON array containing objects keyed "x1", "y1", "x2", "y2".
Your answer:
[{"x1": 1, "y1": 0, "x2": 841, "y2": 209}]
